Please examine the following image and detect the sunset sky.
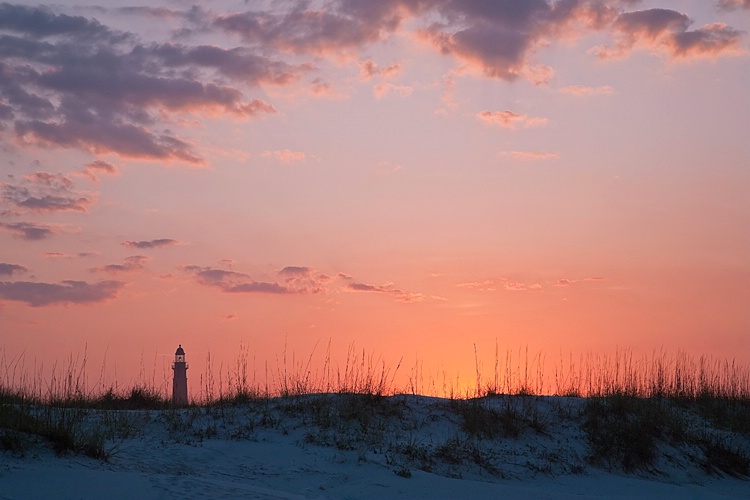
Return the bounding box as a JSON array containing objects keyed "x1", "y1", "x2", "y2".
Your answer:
[{"x1": 1, "y1": 0, "x2": 749, "y2": 396}]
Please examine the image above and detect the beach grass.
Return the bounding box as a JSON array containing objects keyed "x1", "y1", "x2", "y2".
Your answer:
[{"x1": 1, "y1": 346, "x2": 749, "y2": 477}]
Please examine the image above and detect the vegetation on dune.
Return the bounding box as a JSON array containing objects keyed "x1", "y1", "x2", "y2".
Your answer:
[{"x1": 1, "y1": 347, "x2": 749, "y2": 479}]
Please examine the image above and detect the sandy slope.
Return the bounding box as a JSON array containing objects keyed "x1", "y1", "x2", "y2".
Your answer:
[{"x1": 2, "y1": 395, "x2": 749, "y2": 499}]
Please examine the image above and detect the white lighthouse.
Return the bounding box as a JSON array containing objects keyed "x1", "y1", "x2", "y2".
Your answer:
[{"x1": 172, "y1": 345, "x2": 188, "y2": 405}]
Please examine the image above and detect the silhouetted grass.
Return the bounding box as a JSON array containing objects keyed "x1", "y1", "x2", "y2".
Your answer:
[{"x1": 1, "y1": 345, "x2": 749, "y2": 476}]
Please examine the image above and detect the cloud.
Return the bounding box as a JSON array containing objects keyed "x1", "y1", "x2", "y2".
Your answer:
[
  {"x1": 359, "y1": 60, "x2": 401, "y2": 79},
  {"x1": 0, "y1": 279, "x2": 125, "y2": 306},
  {"x1": 214, "y1": 5, "x2": 408, "y2": 56},
  {"x1": 593, "y1": 9, "x2": 744, "y2": 59},
  {"x1": 503, "y1": 281, "x2": 528, "y2": 291},
  {"x1": 183, "y1": 264, "x2": 330, "y2": 295},
  {"x1": 116, "y1": 7, "x2": 182, "y2": 20},
  {"x1": 345, "y1": 281, "x2": 424, "y2": 303},
  {"x1": 0, "y1": 221, "x2": 59, "y2": 240},
  {"x1": 717, "y1": 0, "x2": 750, "y2": 11},
  {"x1": 209, "y1": 0, "x2": 616, "y2": 86},
  {"x1": 456, "y1": 280, "x2": 496, "y2": 291},
  {"x1": 123, "y1": 239, "x2": 179, "y2": 249},
  {"x1": 144, "y1": 42, "x2": 309, "y2": 86},
  {"x1": 308, "y1": 78, "x2": 336, "y2": 97},
  {"x1": 477, "y1": 110, "x2": 547, "y2": 129},
  {"x1": 0, "y1": 263, "x2": 27, "y2": 276},
  {"x1": 497, "y1": 150, "x2": 559, "y2": 161},
  {"x1": 559, "y1": 85, "x2": 614, "y2": 96},
  {"x1": 422, "y1": 23, "x2": 543, "y2": 83},
  {"x1": 417, "y1": 0, "x2": 619, "y2": 84},
  {"x1": 0, "y1": 5, "x2": 287, "y2": 163},
  {"x1": 76, "y1": 160, "x2": 119, "y2": 183},
  {"x1": 0, "y1": 3, "x2": 129, "y2": 42},
  {"x1": 670, "y1": 23, "x2": 744, "y2": 58},
  {"x1": 44, "y1": 251, "x2": 96, "y2": 259},
  {"x1": 373, "y1": 83, "x2": 414, "y2": 99},
  {"x1": 278, "y1": 266, "x2": 332, "y2": 294},
  {"x1": 261, "y1": 150, "x2": 306, "y2": 163},
  {"x1": 1, "y1": 172, "x2": 92, "y2": 213},
  {"x1": 2, "y1": 1, "x2": 740, "y2": 165},
  {"x1": 93, "y1": 255, "x2": 149, "y2": 274},
  {"x1": 554, "y1": 278, "x2": 575, "y2": 287}
]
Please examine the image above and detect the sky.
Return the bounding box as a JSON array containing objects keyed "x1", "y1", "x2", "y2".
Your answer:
[{"x1": 1, "y1": 0, "x2": 749, "y2": 397}]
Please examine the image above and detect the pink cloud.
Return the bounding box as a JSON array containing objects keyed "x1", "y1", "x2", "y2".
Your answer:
[
  {"x1": 457, "y1": 280, "x2": 496, "y2": 292},
  {"x1": 359, "y1": 60, "x2": 401, "y2": 79},
  {"x1": 555, "y1": 279, "x2": 575, "y2": 287},
  {"x1": 559, "y1": 85, "x2": 614, "y2": 96},
  {"x1": 279, "y1": 266, "x2": 332, "y2": 294},
  {"x1": 717, "y1": 0, "x2": 750, "y2": 11},
  {"x1": 261, "y1": 149, "x2": 306, "y2": 163},
  {"x1": 497, "y1": 151, "x2": 559, "y2": 161},
  {"x1": 76, "y1": 160, "x2": 120, "y2": 183},
  {"x1": 477, "y1": 110, "x2": 548, "y2": 129},
  {"x1": 373, "y1": 83, "x2": 414, "y2": 99},
  {"x1": 345, "y1": 280, "x2": 424, "y2": 303}
]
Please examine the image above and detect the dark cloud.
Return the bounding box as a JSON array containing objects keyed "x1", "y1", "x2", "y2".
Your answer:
[
  {"x1": 123, "y1": 238, "x2": 179, "y2": 249},
  {"x1": 0, "y1": 1, "x2": 741, "y2": 162},
  {"x1": 423, "y1": 23, "x2": 531, "y2": 81},
  {"x1": 0, "y1": 262, "x2": 27, "y2": 276},
  {"x1": 144, "y1": 43, "x2": 309, "y2": 86},
  {"x1": 671, "y1": 23, "x2": 744, "y2": 58},
  {"x1": 0, "y1": 4, "x2": 286, "y2": 163},
  {"x1": 11, "y1": 96, "x2": 199, "y2": 165},
  {"x1": 204, "y1": 1, "x2": 617, "y2": 85},
  {"x1": 214, "y1": 6, "x2": 404, "y2": 55},
  {"x1": 225, "y1": 281, "x2": 289, "y2": 294},
  {"x1": 0, "y1": 221, "x2": 58, "y2": 240},
  {"x1": 182, "y1": 265, "x2": 290, "y2": 294},
  {"x1": 183, "y1": 264, "x2": 333, "y2": 295},
  {"x1": 116, "y1": 7, "x2": 181, "y2": 20},
  {"x1": 44, "y1": 251, "x2": 96, "y2": 259},
  {"x1": 1, "y1": 172, "x2": 91, "y2": 213},
  {"x1": 613, "y1": 9, "x2": 691, "y2": 39},
  {"x1": 0, "y1": 3, "x2": 129, "y2": 42},
  {"x1": 279, "y1": 266, "x2": 312, "y2": 276},
  {"x1": 596, "y1": 8, "x2": 743, "y2": 59},
  {"x1": 94, "y1": 255, "x2": 148, "y2": 274},
  {"x1": 0, "y1": 279, "x2": 124, "y2": 306}
]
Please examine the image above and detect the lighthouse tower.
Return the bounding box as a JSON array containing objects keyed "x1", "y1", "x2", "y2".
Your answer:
[{"x1": 172, "y1": 345, "x2": 188, "y2": 405}]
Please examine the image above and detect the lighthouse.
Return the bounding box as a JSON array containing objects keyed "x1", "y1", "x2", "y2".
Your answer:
[{"x1": 172, "y1": 345, "x2": 188, "y2": 405}]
